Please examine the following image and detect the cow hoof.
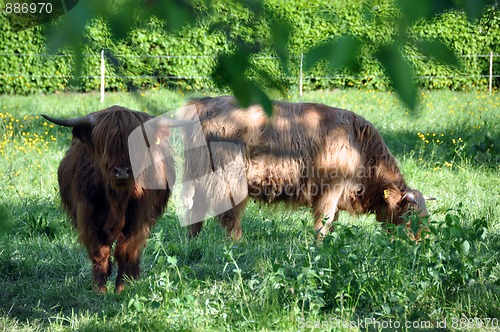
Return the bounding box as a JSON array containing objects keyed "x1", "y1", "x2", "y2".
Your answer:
[
  {"x1": 231, "y1": 229, "x2": 243, "y2": 241},
  {"x1": 315, "y1": 227, "x2": 329, "y2": 243},
  {"x1": 95, "y1": 285, "x2": 107, "y2": 293},
  {"x1": 115, "y1": 283, "x2": 125, "y2": 294}
]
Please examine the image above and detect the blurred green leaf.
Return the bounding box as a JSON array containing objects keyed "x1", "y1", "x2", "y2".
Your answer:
[
  {"x1": 376, "y1": 44, "x2": 418, "y2": 110},
  {"x1": 212, "y1": 50, "x2": 251, "y2": 104},
  {"x1": 304, "y1": 35, "x2": 361, "y2": 73},
  {"x1": 269, "y1": 17, "x2": 291, "y2": 72},
  {"x1": 212, "y1": 48, "x2": 275, "y2": 115},
  {"x1": 398, "y1": 0, "x2": 455, "y2": 29},
  {"x1": 142, "y1": 0, "x2": 197, "y2": 31},
  {"x1": 254, "y1": 88, "x2": 273, "y2": 117},
  {"x1": 416, "y1": 40, "x2": 461, "y2": 68},
  {"x1": 458, "y1": 0, "x2": 498, "y2": 21},
  {"x1": 232, "y1": 83, "x2": 274, "y2": 117},
  {"x1": 212, "y1": 49, "x2": 250, "y2": 85}
]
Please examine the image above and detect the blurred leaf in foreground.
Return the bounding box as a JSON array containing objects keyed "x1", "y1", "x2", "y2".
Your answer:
[
  {"x1": 416, "y1": 40, "x2": 461, "y2": 68},
  {"x1": 376, "y1": 44, "x2": 418, "y2": 111},
  {"x1": 304, "y1": 35, "x2": 362, "y2": 73}
]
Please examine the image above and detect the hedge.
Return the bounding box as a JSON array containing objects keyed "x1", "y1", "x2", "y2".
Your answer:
[{"x1": 0, "y1": 0, "x2": 498, "y2": 94}]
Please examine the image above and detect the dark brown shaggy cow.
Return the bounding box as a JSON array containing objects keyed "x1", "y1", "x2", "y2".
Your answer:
[
  {"x1": 43, "y1": 106, "x2": 175, "y2": 293},
  {"x1": 181, "y1": 96, "x2": 431, "y2": 241}
]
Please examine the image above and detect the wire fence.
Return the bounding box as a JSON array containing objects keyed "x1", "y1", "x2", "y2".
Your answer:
[{"x1": 1, "y1": 51, "x2": 499, "y2": 97}]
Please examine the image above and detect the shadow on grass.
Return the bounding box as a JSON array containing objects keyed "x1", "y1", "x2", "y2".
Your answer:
[{"x1": 0, "y1": 199, "x2": 124, "y2": 328}]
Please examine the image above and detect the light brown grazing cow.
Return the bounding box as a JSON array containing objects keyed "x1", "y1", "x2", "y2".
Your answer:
[
  {"x1": 43, "y1": 106, "x2": 177, "y2": 292},
  {"x1": 181, "y1": 96, "x2": 431, "y2": 240}
]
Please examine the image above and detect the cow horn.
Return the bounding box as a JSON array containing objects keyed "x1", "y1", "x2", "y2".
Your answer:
[
  {"x1": 423, "y1": 195, "x2": 436, "y2": 201},
  {"x1": 41, "y1": 114, "x2": 94, "y2": 127},
  {"x1": 158, "y1": 118, "x2": 198, "y2": 127},
  {"x1": 402, "y1": 192, "x2": 418, "y2": 204}
]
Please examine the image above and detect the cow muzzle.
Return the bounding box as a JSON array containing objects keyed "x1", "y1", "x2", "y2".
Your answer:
[{"x1": 114, "y1": 166, "x2": 131, "y2": 181}]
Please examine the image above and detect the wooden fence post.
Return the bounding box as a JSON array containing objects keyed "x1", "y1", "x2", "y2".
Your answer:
[
  {"x1": 489, "y1": 51, "x2": 493, "y2": 96},
  {"x1": 100, "y1": 50, "x2": 105, "y2": 102}
]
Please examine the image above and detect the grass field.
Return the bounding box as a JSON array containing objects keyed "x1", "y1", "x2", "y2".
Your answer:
[{"x1": 0, "y1": 90, "x2": 499, "y2": 331}]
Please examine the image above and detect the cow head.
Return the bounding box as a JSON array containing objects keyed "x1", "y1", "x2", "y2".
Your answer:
[
  {"x1": 376, "y1": 185, "x2": 433, "y2": 226},
  {"x1": 43, "y1": 106, "x2": 177, "y2": 193}
]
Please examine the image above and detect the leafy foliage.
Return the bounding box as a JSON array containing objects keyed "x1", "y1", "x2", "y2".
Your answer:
[{"x1": 0, "y1": 1, "x2": 499, "y2": 110}]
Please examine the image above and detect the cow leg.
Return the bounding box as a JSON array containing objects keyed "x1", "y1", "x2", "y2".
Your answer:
[
  {"x1": 329, "y1": 211, "x2": 340, "y2": 232},
  {"x1": 188, "y1": 221, "x2": 204, "y2": 238},
  {"x1": 87, "y1": 241, "x2": 112, "y2": 293},
  {"x1": 313, "y1": 185, "x2": 343, "y2": 241},
  {"x1": 78, "y1": 206, "x2": 112, "y2": 292},
  {"x1": 187, "y1": 189, "x2": 209, "y2": 238},
  {"x1": 114, "y1": 228, "x2": 149, "y2": 293},
  {"x1": 218, "y1": 198, "x2": 248, "y2": 241}
]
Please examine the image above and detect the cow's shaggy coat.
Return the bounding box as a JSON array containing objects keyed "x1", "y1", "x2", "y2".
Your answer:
[
  {"x1": 44, "y1": 106, "x2": 172, "y2": 292},
  {"x1": 181, "y1": 96, "x2": 429, "y2": 240}
]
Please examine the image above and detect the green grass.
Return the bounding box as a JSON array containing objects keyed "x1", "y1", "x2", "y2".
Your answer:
[{"x1": 0, "y1": 90, "x2": 499, "y2": 331}]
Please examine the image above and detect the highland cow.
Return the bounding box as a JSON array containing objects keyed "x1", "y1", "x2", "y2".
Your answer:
[
  {"x1": 181, "y1": 96, "x2": 431, "y2": 240},
  {"x1": 43, "y1": 106, "x2": 177, "y2": 292}
]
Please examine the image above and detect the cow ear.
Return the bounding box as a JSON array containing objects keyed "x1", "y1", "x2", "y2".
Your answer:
[
  {"x1": 150, "y1": 123, "x2": 172, "y2": 147},
  {"x1": 156, "y1": 124, "x2": 171, "y2": 140},
  {"x1": 72, "y1": 125, "x2": 93, "y2": 145},
  {"x1": 383, "y1": 186, "x2": 403, "y2": 208}
]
